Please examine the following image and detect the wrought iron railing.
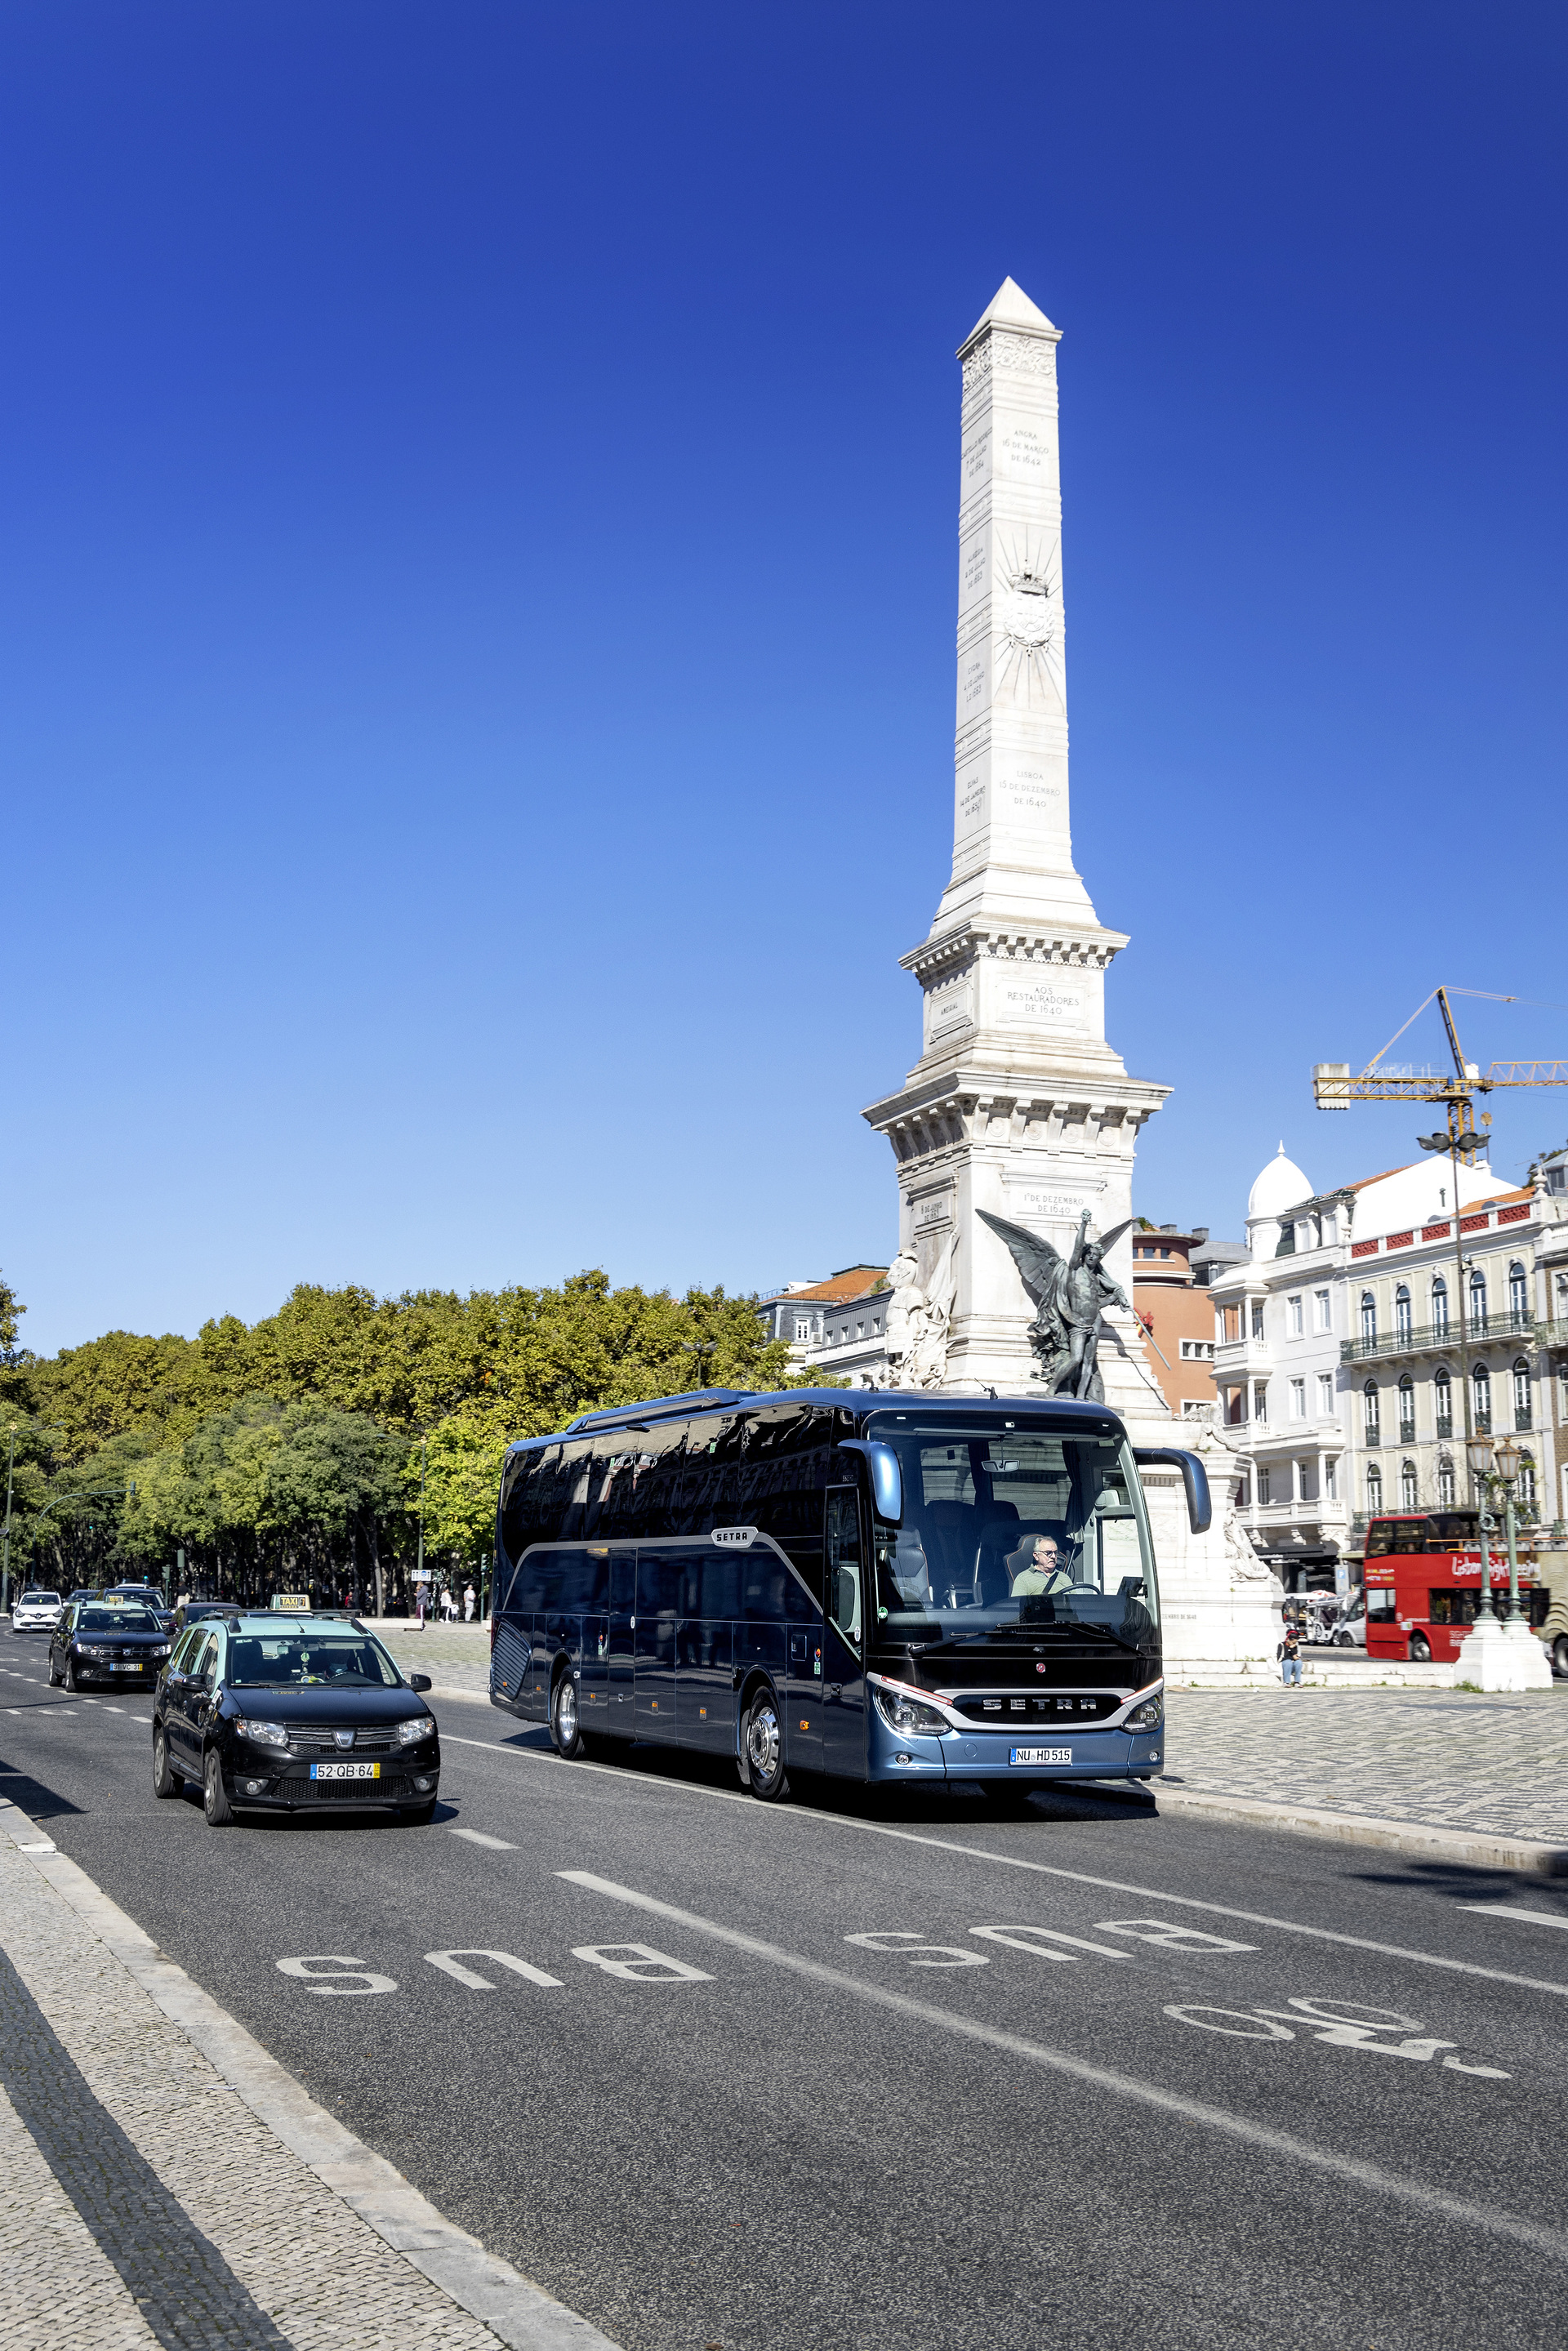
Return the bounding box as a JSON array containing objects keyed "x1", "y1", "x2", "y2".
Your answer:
[{"x1": 1340, "y1": 1310, "x2": 1535, "y2": 1365}]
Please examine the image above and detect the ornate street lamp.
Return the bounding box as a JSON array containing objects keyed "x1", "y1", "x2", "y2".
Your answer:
[
  {"x1": 1463, "y1": 1428, "x2": 1495, "y2": 1618},
  {"x1": 1491, "y1": 1431, "x2": 1526, "y2": 1623}
]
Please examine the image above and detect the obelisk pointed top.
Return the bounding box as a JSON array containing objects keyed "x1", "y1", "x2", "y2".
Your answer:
[{"x1": 958, "y1": 276, "x2": 1059, "y2": 356}]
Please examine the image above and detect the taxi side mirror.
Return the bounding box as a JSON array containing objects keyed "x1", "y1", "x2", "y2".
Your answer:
[{"x1": 408, "y1": 1673, "x2": 432, "y2": 1692}]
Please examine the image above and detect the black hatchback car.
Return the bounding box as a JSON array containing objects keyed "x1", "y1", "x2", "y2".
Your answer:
[
  {"x1": 152, "y1": 1612, "x2": 441, "y2": 1827},
  {"x1": 50, "y1": 1601, "x2": 173, "y2": 1691}
]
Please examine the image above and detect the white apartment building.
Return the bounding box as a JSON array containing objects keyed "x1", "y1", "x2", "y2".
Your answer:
[{"x1": 1207, "y1": 1144, "x2": 1529, "y2": 1585}]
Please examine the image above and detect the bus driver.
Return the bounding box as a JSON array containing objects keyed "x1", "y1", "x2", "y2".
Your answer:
[{"x1": 1007, "y1": 1534, "x2": 1071, "y2": 1597}]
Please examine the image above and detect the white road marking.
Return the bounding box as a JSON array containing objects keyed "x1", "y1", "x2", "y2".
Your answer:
[
  {"x1": 970, "y1": 1923, "x2": 1129, "y2": 1961},
  {"x1": 444, "y1": 1730, "x2": 1568, "y2": 1999},
  {"x1": 448, "y1": 1827, "x2": 517, "y2": 1851},
  {"x1": 425, "y1": 1948, "x2": 563, "y2": 1990},
  {"x1": 558, "y1": 1869, "x2": 1548, "y2": 2255},
  {"x1": 571, "y1": 1942, "x2": 713, "y2": 1984},
  {"x1": 277, "y1": 1955, "x2": 398, "y2": 1997},
  {"x1": 844, "y1": 1931, "x2": 988, "y2": 1969},
  {"x1": 1461, "y1": 1905, "x2": 1568, "y2": 1931}
]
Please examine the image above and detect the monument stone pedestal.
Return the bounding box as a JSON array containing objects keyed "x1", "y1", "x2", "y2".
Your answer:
[
  {"x1": 1454, "y1": 1612, "x2": 1553, "y2": 1692},
  {"x1": 864, "y1": 278, "x2": 1281, "y2": 1676}
]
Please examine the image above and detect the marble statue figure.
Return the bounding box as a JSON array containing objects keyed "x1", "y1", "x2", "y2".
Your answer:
[
  {"x1": 884, "y1": 1234, "x2": 958, "y2": 1391},
  {"x1": 977, "y1": 1206, "x2": 1135, "y2": 1400}
]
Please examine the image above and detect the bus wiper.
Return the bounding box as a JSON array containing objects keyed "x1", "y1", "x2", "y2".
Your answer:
[{"x1": 929, "y1": 1623, "x2": 1143, "y2": 1654}]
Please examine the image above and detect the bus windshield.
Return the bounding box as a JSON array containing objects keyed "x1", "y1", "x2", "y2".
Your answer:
[{"x1": 865, "y1": 1418, "x2": 1158, "y2": 1649}]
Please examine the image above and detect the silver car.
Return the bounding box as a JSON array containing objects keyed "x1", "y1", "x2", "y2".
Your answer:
[{"x1": 12, "y1": 1587, "x2": 63, "y2": 1633}]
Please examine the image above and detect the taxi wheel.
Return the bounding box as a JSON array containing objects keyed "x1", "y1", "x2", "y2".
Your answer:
[
  {"x1": 48, "y1": 1656, "x2": 63, "y2": 1687},
  {"x1": 203, "y1": 1748, "x2": 234, "y2": 1827},
  {"x1": 64, "y1": 1656, "x2": 81, "y2": 1693},
  {"x1": 551, "y1": 1672, "x2": 586, "y2": 1759},
  {"x1": 153, "y1": 1725, "x2": 184, "y2": 1797},
  {"x1": 743, "y1": 1690, "x2": 790, "y2": 1803}
]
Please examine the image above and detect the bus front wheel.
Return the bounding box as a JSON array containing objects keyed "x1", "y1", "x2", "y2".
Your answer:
[
  {"x1": 743, "y1": 1690, "x2": 790, "y2": 1803},
  {"x1": 1552, "y1": 1636, "x2": 1568, "y2": 1680},
  {"x1": 1410, "y1": 1633, "x2": 1432, "y2": 1663}
]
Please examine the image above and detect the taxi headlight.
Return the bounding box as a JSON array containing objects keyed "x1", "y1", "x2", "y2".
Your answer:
[
  {"x1": 1126, "y1": 1694, "x2": 1164, "y2": 1731},
  {"x1": 79, "y1": 1645, "x2": 111, "y2": 1659},
  {"x1": 236, "y1": 1718, "x2": 289, "y2": 1749},
  {"x1": 396, "y1": 1714, "x2": 436, "y2": 1746},
  {"x1": 872, "y1": 1686, "x2": 950, "y2": 1739}
]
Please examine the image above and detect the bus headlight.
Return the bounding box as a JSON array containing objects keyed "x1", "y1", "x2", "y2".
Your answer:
[
  {"x1": 1125, "y1": 1694, "x2": 1164, "y2": 1731},
  {"x1": 873, "y1": 1686, "x2": 950, "y2": 1739}
]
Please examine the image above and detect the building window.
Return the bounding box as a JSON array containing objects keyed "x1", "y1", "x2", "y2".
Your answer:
[
  {"x1": 1367, "y1": 1464, "x2": 1383, "y2": 1513},
  {"x1": 1222, "y1": 1304, "x2": 1240, "y2": 1342},
  {"x1": 1400, "y1": 1460, "x2": 1418, "y2": 1511},
  {"x1": 795, "y1": 1318, "x2": 810, "y2": 1342},
  {"x1": 1317, "y1": 1372, "x2": 1334, "y2": 1418},
  {"x1": 1363, "y1": 1381, "x2": 1380, "y2": 1445},
  {"x1": 1289, "y1": 1295, "x2": 1303, "y2": 1335},
  {"x1": 1433, "y1": 1365, "x2": 1453, "y2": 1439},
  {"x1": 1254, "y1": 1383, "x2": 1268, "y2": 1423},
  {"x1": 1180, "y1": 1338, "x2": 1215, "y2": 1360},
  {"x1": 1361, "y1": 1291, "x2": 1377, "y2": 1345},
  {"x1": 1398, "y1": 1374, "x2": 1415, "y2": 1444},
  {"x1": 1431, "y1": 1275, "x2": 1448, "y2": 1338},
  {"x1": 1520, "y1": 1453, "x2": 1537, "y2": 1506},
  {"x1": 1513, "y1": 1357, "x2": 1531, "y2": 1430},
  {"x1": 1509, "y1": 1261, "x2": 1529, "y2": 1329},
  {"x1": 1315, "y1": 1289, "x2": 1331, "y2": 1331},
  {"x1": 1250, "y1": 1304, "x2": 1264, "y2": 1341},
  {"x1": 1394, "y1": 1285, "x2": 1412, "y2": 1347},
  {"x1": 1258, "y1": 1467, "x2": 1272, "y2": 1507},
  {"x1": 1469, "y1": 1269, "x2": 1488, "y2": 1336},
  {"x1": 1472, "y1": 1361, "x2": 1491, "y2": 1434},
  {"x1": 1290, "y1": 1378, "x2": 1306, "y2": 1418},
  {"x1": 1437, "y1": 1458, "x2": 1455, "y2": 1508},
  {"x1": 1227, "y1": 1387, "x2": 1245, "y2": 1426},
  {"x1": 1325, "y1": 1456, "x2": 1338, "y2": 1502}
]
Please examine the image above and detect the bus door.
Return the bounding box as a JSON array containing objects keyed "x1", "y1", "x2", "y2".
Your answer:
[
  {"x1": 605, "y1": 1548, "x2": 636, "y2": 1734},
  {"x1": 680, "y1": 1547, "x2": 737, "y2": 1755},
  {"x1": 635, "y1": 1547, "x2": 680, "y2": 1739},
  {"x1": 819, "y1": 1487, "x2": 866, "y2": 1780}
]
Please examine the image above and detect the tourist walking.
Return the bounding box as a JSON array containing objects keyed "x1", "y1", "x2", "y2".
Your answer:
[
  {"x1": 463, "y1": 1582, "x2": 476, "y2": 1623},
  {"x1": 1278, "y1": 1621, "x2": 1303, "y2": 1687}
]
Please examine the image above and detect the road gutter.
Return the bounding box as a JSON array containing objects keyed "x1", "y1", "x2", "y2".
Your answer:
[{"x1": 0, "y1": 1790, "x2": 621, "y2": 2351}]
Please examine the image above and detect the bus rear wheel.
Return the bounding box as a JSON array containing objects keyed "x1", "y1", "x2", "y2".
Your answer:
[
  {"x1": 1410, "y1": 1633, "x2": 1432, "y2": 1663},
  {"x1": 743, "y1": 1690, "x2": 790, "y2": 1803},
  {"x1": 551, "y1": 1673, "x2": 586, "y2": 1759}
]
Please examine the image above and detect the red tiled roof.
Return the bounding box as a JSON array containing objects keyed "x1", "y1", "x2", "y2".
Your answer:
[{"x1": 782, "y1": 1266, "x2": 888, "y2": 1304}]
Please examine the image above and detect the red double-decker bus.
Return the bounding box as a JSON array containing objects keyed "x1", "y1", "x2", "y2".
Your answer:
[{"x1": 1361, "y1": 1511, "x2": 1545, "y2": 1663}]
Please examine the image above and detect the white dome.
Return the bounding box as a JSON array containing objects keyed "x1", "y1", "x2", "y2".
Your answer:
[{"x1": 1247, "y1": 1142, "x2": 1312, "y2": 1222}]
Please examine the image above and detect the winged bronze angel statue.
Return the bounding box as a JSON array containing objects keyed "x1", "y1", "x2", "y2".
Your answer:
[{"x1": 977, "y1": 1205, "x2": 1137, "y2": 1400}]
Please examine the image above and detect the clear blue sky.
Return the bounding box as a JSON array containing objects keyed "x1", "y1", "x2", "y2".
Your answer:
[{"x1": 5, "y1": 2, "x2": 1566, "y2": 1356}]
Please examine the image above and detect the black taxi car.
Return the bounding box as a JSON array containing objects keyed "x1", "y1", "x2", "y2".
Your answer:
[
  {"x1": 50, "y1": 1598, "x2": 173, "y2": 1690},
  {"x1": 152, "y1": 1611, "x2": 440, "y2": 1827}
]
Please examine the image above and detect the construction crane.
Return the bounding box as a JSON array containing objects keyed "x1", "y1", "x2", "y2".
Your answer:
[
  {"x1": 1312, "y1": 986, "x2": 1568, "y2": 1517},
  {"x1": 1313, "y1": 986, "x2": 1568, "y2": 1157}
]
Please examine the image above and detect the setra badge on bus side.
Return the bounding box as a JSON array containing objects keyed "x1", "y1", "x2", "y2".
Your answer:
[{"x1": 710, "y1": 1526, "x2": 759, "y2": 1548}]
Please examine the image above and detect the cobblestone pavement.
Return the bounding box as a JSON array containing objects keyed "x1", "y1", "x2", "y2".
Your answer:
[
  {"x1": 1165, "y1": 1685, "x2": 1568, "y2": 1846},
  {"x1": 0, "y1": 1836, "x2": 518, "y2": 2351},
  {"x1": 381, "y1": 1624, "x2": 489, "y2": 1700}
]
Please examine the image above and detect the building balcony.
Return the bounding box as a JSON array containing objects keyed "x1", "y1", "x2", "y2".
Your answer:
[{"x1": 1339, "y1": 1310, "x2": 1535, "y2": 1366}]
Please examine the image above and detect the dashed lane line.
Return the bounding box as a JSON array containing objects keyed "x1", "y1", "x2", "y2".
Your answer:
[
  {"x1": 1462, "y1": 1906, "x2": 1568, "y2": 1932},
  {"x1": 557, "y1": 1868, "x2": 1567, "y2": 2264},
  {"x1": 448, "y1": 1828, "x2": 518, "y2": 1851},
  {"x1": 439, "y1": 1731, "x2": 1568, "y2": 2001}
]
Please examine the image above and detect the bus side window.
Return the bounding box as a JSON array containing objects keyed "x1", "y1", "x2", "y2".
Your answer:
[
  {"x1": 826, "y1": 1489, "x2": 862, "y2": 1648},
  {"x1": 1429, "y1": 1591, "x2": 1454, "y2": 1625}
]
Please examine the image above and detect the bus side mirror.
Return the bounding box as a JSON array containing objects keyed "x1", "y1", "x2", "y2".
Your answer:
[
  {"x1": 838, "y1": 1440, "x2": 903, "y2": 1525},
  {"x1": 1134, "y1": 1448, "x2": 1212, "y2": 1535}
]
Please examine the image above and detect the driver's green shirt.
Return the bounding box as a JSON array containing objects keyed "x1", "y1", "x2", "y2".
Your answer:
[{"x1": 1010, "y1": 1564, "x2": 1071, "y2": 1596}]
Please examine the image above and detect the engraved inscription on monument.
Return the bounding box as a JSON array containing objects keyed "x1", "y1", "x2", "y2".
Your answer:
[{"x1": 999, "y1": 979, "x2": 1085, "y2": 1029}]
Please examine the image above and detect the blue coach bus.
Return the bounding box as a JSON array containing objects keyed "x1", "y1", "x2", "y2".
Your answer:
[{"x1": 488, "y1": 1387, "x2": 1209, "y2": 1801}]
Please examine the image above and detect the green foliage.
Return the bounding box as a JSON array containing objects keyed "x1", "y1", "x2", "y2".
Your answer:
[{"x1": 11, "y1": 1269, "x2": 838, "y2": 1600}]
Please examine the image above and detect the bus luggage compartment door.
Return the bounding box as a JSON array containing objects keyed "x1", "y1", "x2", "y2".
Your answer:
[{"x1": 634, "y1": 1549, "x2": 679, "y2": 1740}]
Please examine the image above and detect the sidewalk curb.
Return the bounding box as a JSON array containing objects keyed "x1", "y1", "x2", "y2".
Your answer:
[
  {"x1": 1134, "y1": 1781, "x2": 1568, "y2": 1875},
  {"x1": 0, "y1": 1791, "x2": 622, "y2": 2351}
]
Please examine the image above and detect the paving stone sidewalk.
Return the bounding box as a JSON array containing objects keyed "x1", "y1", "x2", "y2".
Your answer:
[
  {"x1": 0, "y1": 1817, "x2": 612, "y2": 2351},
  {"x1": 381, "y1": 1624, "x2": 490, "y2": 1700},
  {"x1": 1165, "y1": 1685, "x2": 1568, "y2": 1847}
]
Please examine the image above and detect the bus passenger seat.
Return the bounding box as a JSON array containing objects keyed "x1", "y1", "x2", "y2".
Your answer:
[{"x1": 973, "y1": 1522, "x2": 1022, "y2": 1607}]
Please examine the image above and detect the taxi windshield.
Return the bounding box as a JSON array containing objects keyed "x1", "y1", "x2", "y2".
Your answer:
[
  {"x1": 225, "y1": 1632, "x2": 402, "y2": 1689},
  {"x1": 77, "y1": 1607, "x2": 160, "y2": 1633},
  {"x1": 864, "y1": 1417, "x2": 1159, "y2": 1650}
]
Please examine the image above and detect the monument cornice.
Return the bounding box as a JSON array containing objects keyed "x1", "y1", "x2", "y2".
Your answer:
[{"x1": 898, "y1": 920, "x2": 1128, "y2": 982}]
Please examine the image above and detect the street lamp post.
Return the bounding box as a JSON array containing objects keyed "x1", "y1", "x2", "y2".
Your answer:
[
  {"x1": 1465, "y1": 1429, "x2": 1496, "y2": 1622},
  {"x1": 1490, "y1": 1431, "x2": 1526, "y2": 1623}
]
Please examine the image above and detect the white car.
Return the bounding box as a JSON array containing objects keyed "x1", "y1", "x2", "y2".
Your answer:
[
  {"x1": 12, "y1": 1587, "x2": 63, "y2": 1632},
  {"x1": 1332, "y1": 1598, "x2": 1367, "y2": 1650}
]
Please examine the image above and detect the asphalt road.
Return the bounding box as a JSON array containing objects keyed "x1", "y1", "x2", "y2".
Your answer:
[{"x1": 4, "y1": 1619, "x2": 1567, "y2": 2351}]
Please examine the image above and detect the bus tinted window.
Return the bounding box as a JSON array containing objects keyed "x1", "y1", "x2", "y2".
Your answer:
[
  {"x1": 637, "y1": 1551, "x2": 682, "y2": 1617},
  {"x1": 699, "y1": 1552, "x2": 743, "y2": 1619}
]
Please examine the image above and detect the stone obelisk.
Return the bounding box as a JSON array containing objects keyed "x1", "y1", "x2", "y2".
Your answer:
[{"x1": 863, "y1": 278, "x2": 1169, "y2": 1401}]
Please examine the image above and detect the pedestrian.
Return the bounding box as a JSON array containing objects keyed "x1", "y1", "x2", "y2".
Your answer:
[
  {"x1": 1278, "y1": 1620, "x2": 1303, "y2": 1687},
  {"x1": 463, "y1": 1582, "x2": 476, "y2": 1623}
]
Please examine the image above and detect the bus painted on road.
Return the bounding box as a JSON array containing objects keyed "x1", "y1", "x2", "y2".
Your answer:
[
  {"x1": 1361, "y1": 1511, "x2": 1549, "y2": 1665},
  {"x1": 489, "y1": 1387, "x2": 1209, "y2": 1801}
]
